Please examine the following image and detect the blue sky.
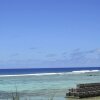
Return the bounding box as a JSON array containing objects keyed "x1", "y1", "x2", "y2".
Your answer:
[{"x1": 0, "y1": 0, "x2": 100, "y2": 68}]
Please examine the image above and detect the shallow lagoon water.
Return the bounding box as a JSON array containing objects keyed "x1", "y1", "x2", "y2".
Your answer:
[{"x1": 0, "y1": 70, "x2": 100, "y2": 100}]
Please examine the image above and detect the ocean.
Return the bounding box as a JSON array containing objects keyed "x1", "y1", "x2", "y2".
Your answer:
[{"x1": 0, "y1": 67, "x2": 100, "y2": 100}]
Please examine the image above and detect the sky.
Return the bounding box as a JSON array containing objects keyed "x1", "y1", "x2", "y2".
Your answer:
[{"x1": 0, "y1": 0, "x2": 100, "y2": 68}]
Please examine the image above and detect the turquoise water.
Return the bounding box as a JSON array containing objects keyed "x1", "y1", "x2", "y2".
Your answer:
[{"x1": 0, "y1": 71, "x2": 100, "y2": 100}]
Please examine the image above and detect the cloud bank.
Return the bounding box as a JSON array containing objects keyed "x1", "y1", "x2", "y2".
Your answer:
[{"x1": 0, "y1": 48, "x2": 100, "y2": 68}]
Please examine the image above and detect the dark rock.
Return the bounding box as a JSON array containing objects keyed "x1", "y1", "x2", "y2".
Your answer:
[{"x1": 66, "y1": 83, "x2": 100, "y2": 98}]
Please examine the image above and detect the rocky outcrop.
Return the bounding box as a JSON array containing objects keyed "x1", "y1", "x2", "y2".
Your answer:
[{"x1": 66, "y1": 83, "x2": 100, "y2": 98}]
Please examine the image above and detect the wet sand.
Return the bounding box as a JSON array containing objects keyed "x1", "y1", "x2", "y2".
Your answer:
[{"x1": 66, "y1": 96, "x2": 100, "y2": 100}]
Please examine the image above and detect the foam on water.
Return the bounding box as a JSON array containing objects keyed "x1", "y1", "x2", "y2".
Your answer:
[
  {"x1": 0, "y1": 73, "x2": 62, "y2": 77},
  {"x1": 0, "y1": 68, "x2": 100, "y2": 100},
  {"x1": 0, "y1": 70, "x2": 99, "y2": 77},
  {"x1": 71, "y1": 70, "x2": 99, "y2": 74}
]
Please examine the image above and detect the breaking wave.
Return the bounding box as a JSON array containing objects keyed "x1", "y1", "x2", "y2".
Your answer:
[
  {"x1": 71, "y1": 70, "x2": 99, "y2": 74},
  {"x1": 0, "y1": 70, "x2": 99, "y2": 77}
]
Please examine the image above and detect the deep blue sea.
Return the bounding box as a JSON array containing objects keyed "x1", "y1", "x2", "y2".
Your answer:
[
  {"x1": 0, "y1": 67, "x2": 100, "y2": 100},
  {"x1": 0, "y1": 67, "x2": 100, "y2": 75}
]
